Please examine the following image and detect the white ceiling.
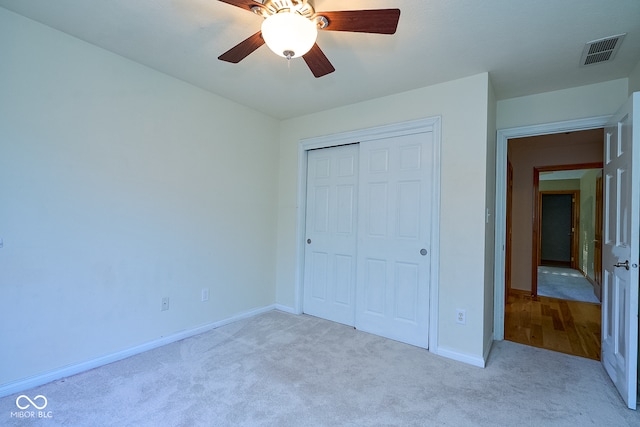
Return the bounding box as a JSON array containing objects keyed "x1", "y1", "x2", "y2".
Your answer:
[{"x1": 2, "y1": 0, "x2": 639, "y2": 119}]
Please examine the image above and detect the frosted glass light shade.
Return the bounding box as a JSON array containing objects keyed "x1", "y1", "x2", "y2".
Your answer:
[{"x1": 261, "y1": 12, "x2": 317, "y2": 59}]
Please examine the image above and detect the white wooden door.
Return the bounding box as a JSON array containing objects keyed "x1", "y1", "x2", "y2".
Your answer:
[
  {"x1": 355, "y1": 132, "x2": 433, "y2": 348},
  {"x1": 303, "y1": 145, "x2": 358, "y2": 326},
  {"x1": 602, "y1": 92, "x2": 639, "y2": 409}
]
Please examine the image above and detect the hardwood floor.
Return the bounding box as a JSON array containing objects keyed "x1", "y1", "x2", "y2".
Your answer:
[{"x1": 505, "y1": 293, "x2": 601, "y2": 360}]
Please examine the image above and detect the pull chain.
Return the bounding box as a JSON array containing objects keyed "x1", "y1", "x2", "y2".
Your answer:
[{"x1": 284, "y1": 50, "x2": 294, "y2": 75}]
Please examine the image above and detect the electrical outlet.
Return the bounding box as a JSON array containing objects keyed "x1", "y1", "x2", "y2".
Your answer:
[
  {"x1": 456, "y1": 309, "x2": 466, "y2": 325},
  {"x1": 161, "y1": 297, "x2": 169, "y2": 311},
  {"x1": 201, "y1": 288, "x2": 209, "y2": 302}
]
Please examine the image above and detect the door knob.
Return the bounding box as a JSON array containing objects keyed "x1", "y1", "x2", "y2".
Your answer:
[
  {"x1": 307, "y1": 239, "x2": 311, "y2": 244},
  {"x1": 614, "y1": 260, "x2": 630, "y2": 270},
  {"x1": 420, "y1": 248, "x2": 428, "y2": 256}
]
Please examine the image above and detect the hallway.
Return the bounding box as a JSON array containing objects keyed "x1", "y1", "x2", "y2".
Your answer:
[
  {"x1": 537, "y1": 266, "x2": 600, "y2": 304},
  {"x1": 505, "y1": 293, "x2": 601, "y2": 360}
]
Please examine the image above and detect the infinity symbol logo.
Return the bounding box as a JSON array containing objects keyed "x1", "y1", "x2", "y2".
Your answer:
[{"x1": 15, "y1": 395, "x2": 48, "y2": 410}]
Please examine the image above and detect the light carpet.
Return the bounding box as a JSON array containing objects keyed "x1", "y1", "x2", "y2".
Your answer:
[
  {"x1": 538, "y1": 266, "x2": 600, "y2": 304},
  {"x1": 1, "y1": 310, "x2": 637, "y2": 426}
]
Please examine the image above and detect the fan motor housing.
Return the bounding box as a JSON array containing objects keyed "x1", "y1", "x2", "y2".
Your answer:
[{"x1": 259, "y1": 0, "x2": 316, "y2": 18}]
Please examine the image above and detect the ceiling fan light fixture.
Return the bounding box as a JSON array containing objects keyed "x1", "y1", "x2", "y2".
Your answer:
[{"x1": 261, "y1": 11, "x2": 317, "y2": 59}]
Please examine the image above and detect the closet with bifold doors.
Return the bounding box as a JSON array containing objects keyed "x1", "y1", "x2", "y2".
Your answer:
[{"x1": 302, "y1": 122, "x2": 438, "y2": 349}]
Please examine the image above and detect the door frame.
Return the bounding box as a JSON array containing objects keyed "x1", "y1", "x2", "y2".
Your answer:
[
  {"x1": 494, "y1": 116, "x2": 610, "y2": 340},
  {"x1": 505, "y1": 159, "x2": 513, "y2": 302},
  {"x1": 294, "y1": 117, "x2": 442, "y2": 351},
  {"x1": 594, "y1": 172, "x2": 603, "y2": 300}
]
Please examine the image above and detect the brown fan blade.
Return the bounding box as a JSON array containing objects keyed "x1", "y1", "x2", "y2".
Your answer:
[
  {"x1": 318, "y1": 9, "x2": 400, "y2": 34},
  {"x1": 218, "y1": 31, "x2": 265, "y2": 63},
  {"x1": 303, "y1": 43, "x2": 335, "y2": 78},
  {"x1": 218, "y1": 0, "x2": 264, "y2": 13}
]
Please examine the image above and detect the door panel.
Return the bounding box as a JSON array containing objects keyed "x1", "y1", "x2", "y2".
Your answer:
[
  {"x1": 367, "y1": 182, "x2": 388, "y2": 236},
  {"x1": 395, "y1": 262, "x2": 419, "y2": 321},
  {"x1": 334, "y1": 255, "x2": 353, "y2": 304},
  {"x1": 364, "y1": 258, "x2": 386, "y2": 314},
  {"x1": 356, "y1": 132, "x2": 432, "y2": 348},
  {"x1": 602, "y1": 93, "x2": 639, "y2": 409},
  {"x1": 309, "y1": 251, "x2": 328, "y2": 299},
  {"x1": 303, "y1": 145, "x2": 358, "y2": 326}
]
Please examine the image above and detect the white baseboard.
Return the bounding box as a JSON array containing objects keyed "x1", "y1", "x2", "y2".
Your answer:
[
  {"x1": 0, "y1": 304, "x2": 278, "y2": 398},
  {"x1": 435, "y1": 346, "x2": 487, "y2": 368},
  {"x1": 273, "y1": 304, "x2": 297, "y2": 314}
]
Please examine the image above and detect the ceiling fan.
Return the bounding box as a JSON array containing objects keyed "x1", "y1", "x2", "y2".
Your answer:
[{"x1": 217, "y1": 0, "x2": 401, "y2": 78}]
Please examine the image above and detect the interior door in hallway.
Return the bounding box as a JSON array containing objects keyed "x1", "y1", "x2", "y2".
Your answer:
[
  {"x1": 303, "y1": 145, "x2": 358, "y2": 326},
  {"x1": 602, "y1": 92, "x2": 639, "y2": 410},
  {"x1": 356, "y1": 132, "x2": 433, "y2": 348}
]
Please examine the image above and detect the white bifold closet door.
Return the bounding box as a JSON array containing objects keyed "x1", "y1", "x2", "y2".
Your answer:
[
  {"x1": 303, "y1": 144, "x2": 359, "y2": 327},
  {"x1": 355, "y1": 132, "x2": 432, "y2": 348},
  {"x1": 303, "y1": 131, "x2": 432, "y2": 348}
]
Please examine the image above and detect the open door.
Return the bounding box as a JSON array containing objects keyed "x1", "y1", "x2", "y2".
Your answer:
[
  {"x1": 505, "y1": 159, "x2": 513, "y2": 302},
  {"x1": 602, "y1": 92, "x2": 639, "y2": 409}
]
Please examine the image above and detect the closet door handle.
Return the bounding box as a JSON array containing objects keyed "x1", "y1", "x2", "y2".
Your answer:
[{"x1": 420, "y1": 249, "x2": 427, "y2": 256}]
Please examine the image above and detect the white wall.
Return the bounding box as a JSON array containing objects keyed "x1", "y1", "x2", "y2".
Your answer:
[
  {"x1": 275, "y1": 74, "x2": 493, "y2": 362},
  {"x1": 497, "y1": 79, "x2": 629, "y2": 130},
  {"x1": 483, "y1": 79, "x2": 497, "y2": 357},
  {"x1": 578, "y1": 170, "x2": 600, "y2": 281},
  {"x1": 0, "y1": 8, "x2": 280, "y2": 387},
  {"x1": 630, "y1": 59, "x2": 640, "y2": 95}
]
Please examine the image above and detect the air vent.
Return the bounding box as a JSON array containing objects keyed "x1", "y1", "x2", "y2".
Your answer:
[{"x1": 580, "y1": 34, "x2": 625, "y2": 66}]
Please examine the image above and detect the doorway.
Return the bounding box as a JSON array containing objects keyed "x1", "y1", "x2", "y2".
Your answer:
[
  {"x1": 500, "y1": 128, "x2": 604, "y2": 359},
  {"x1": 494, "y1": 118, "x2": 610, "y2": 341},
  {"x1": 495, "y1": 98, "x2": 639, "y2": 408}
]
